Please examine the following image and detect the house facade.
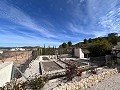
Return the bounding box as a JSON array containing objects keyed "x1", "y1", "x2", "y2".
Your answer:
[{"x1": 74, "y1": 48, "x2": 89, "y2": 59}]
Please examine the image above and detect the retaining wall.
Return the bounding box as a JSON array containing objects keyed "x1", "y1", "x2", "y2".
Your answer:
[{"x1": 53, "y1": 68, "x2": 118, "y2": 90}]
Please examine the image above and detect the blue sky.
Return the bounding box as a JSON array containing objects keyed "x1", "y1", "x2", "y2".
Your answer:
[{"x1": 0, "y1": 0, "x2": 120, "y2": 47}]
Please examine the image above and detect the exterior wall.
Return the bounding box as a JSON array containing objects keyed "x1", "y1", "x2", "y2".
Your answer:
[
  {"x1": 0, "y1": 62, "x2": 13, "y2": 87},
  {"x1": 90, "y1": 56, "x2": 106, "y2": 66},
  {"x1": 74, "y1": 48, "x2": 84, "y2": 58}
]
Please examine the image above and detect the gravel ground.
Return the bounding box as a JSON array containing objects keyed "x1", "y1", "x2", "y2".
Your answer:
[
  {"x1": 42, "y1": 61, "x2": 62, "y2": 71},
  {"x1": 87, "y1": 73, "x2": 120, "y2": 90}
]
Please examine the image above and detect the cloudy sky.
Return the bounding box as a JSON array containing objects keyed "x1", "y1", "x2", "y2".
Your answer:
[{"x1": 0, "y1": 0, "x2": 120, "y2": 47}]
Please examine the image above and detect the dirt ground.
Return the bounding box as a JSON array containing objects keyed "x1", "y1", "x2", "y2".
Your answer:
[{"x1": 0, "y1": 51, "x2": 32, "y2": 67}]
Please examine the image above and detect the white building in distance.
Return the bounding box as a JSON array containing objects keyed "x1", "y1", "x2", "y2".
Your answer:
[
  {"x1": 0, "y1": 50, "x2": 3, "y2": 54},
  {"x1": 10, "y1": 48, "x2": 25, "y2": 51}
]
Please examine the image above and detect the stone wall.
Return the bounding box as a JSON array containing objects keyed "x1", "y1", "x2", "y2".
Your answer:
[{"x1": 53, "y1": 68, "x2": 118, "y2": 90}]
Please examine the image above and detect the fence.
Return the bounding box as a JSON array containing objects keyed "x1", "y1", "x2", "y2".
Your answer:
[
  {"x1": 90, "y1": 55, "x2": 113, "y2": 66},
  {"x1": 14, "y1": 56, "x2": 33, "y2": 79}
]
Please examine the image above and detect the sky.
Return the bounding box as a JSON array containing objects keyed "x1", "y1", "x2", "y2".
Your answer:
[{"x1": 0, "y1": 0, "x2": 120, "y2": 47}]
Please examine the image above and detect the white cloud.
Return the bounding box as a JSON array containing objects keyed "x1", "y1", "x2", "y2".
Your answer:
[
  {"x1": 68, "y1": 23, "x2": 80, "y2": 33},
  {"x1": 99, "y1": 7, "x2": 120, "y2": 35},
  {"x1": 67, "y1": 22, "x2": 94, "y2": 35},
  {"x1": 0, "y1": 1, "x2": 56, "y2": 38},
  {"x1": 0, "y1": 32, "x2": 61, "y2": 47},
  {"x1": 67, "y1": 0, "x2": 120, "y2": 37}
]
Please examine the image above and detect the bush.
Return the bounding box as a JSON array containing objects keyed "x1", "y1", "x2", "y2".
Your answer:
[
  {"x1": 29, "y1": 77, "x2": 48, "y2": 90},
  {"x1": 65, "y1": 61, "x2": 78, "y2": 81},
  {"x1": 88, "y1": 39, "x2": 111, "y2": 57}
]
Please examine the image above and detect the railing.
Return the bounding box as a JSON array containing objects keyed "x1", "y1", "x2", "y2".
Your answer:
[{"x1": 14, "y1": 56, "x2": 33, "y2": 79}]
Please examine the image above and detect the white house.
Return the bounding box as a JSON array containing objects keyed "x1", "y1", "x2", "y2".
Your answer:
[
  {"x1": 74, "y1": 48, "x2": 89, "y2": 59},
  {"x1": 10, "y1": 48, "x2": 16, "y2": 51},
  {"x1": 10, "y1": 48, "x2": 25, "y2": 51},
  {"x1": 74, "y1": 48, "x2": 85, "y2": 58},
  {"x1": 0, "y1": 50, "x2": 3, "y2": 54}
]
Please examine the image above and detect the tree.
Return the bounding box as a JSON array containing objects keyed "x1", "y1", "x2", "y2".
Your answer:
[
  {"x1": 32, "y1": 50, "x2": 37, "y2": 59},
  {"x1": 62, "y1": 42, "x2": 67, "y2": 48},
  {"x1": 83, "y1": 39, "x2": 87, "y2": 44},
  {"x1": 88, "y1": 39, "x2": 111, "y2": 57},
  {"x1": 67, "y1": 41, "x2": 72, "y2": 47},
  {"x1": 88, "y1": 38, "x2": 92, "y2": 43},
  {"x1": 108, "y1": 33, "x2": 118, "y2": 45},
  {"x1": 42, "y1": 44, "x2": 46, "y2": 55}
]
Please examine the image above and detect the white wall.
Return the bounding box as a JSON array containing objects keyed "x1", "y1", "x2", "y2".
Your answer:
[
  {"x1": 0, "y1": 62, "x2": 13, "y2": 87},
  {"x1": 74, "y1": 48, "x2": 84, "y2": 58}
]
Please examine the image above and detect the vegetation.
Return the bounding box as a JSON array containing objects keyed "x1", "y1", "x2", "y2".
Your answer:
[
  {"x1": 67, "y1": 41, "x2": 72, "y2": 47},
  {"x1": 29, "y1": 77, "x2": 48, "y2": 90},
  {"x1": 66, "y1": 61, "x2": 78, "y2": 81},
  {"x1": 74, "y1": 33, "x2": 120, "y2": 48},
  {"x1": 72, "y1": 33, "x2": 120, "y2": 57},
  {"x1": 32, "y1": 33, "x2": 120, "y2": 58},
  {"x1": 32, "y1": 46, "x2": 56, "y2": 59},
  {"x1": 108, "y1": 33, "x2": 118, "y2": 45},
  {"x1": 0, "y1": 77, "x2": 48, "y2": 90},
  {"x1": 83, "y1": 39, "x2": 88, "y2": 44},
  {"x1": 87, "y1": 39, "x2": 111, "y2": 57}
]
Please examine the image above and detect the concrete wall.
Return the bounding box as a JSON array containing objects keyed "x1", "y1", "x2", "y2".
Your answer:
[
  {"x1": 74, "y1": 48, "x2": 84, "y2": 58},
  {"x1": 90, "y1": 56, "x2": 106, "y2": 66},
  {"x1": 117, "y1": 53, "x2": 120, "y2": 64},
  {"x1": 0, "y1": 62, "x2": 13, "y2": 87}
]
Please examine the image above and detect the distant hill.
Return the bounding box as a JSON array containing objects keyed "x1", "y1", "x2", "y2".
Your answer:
[{"x1": 72, "y1": 33, "x2": 120, "y2": 48}]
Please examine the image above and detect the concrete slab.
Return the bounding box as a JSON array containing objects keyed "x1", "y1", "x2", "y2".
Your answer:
[{"x1": 0, "y1": 62, "x2": 13, "y2": 87}]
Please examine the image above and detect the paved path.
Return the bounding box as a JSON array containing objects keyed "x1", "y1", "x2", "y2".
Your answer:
[
  {"x1": 87, "y1": 73, "x2": 120, "y2": 90},
  {"x1": 19, "y1": 57, "x2": 40, "y2": 81}
]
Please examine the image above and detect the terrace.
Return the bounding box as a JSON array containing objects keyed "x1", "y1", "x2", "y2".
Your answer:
[{"x1": 1, "y1": 54, "x2": 118, "y2": 90}]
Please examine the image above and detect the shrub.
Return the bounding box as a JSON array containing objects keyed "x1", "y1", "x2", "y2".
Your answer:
[{"x1": 29, "y1": 77, "x2": 48, "y2": 90}]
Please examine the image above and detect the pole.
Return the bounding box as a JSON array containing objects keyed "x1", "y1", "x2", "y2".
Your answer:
[{"x1": 14, "y1": 65, "x2": 28, "y2": 80}]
